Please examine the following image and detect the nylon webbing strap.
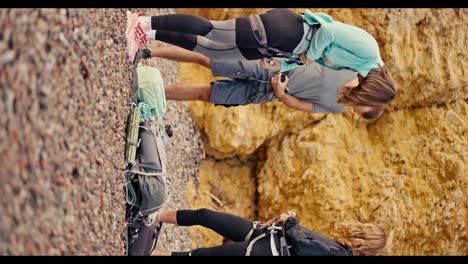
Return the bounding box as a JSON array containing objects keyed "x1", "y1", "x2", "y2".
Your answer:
[
  {"x1": 279, "y1": 231, "x2": 290, "y2": 256},
  {"x1": 245, "y1": 233, "x2": 266, "y2": 256},
  {"x1": 248, "y1": 14, "x2": 275, "y2": 57},
  {"x1": 249, "y1": 14, "x2": 268, "y2": 46},
  {"x1": 270, "y1": 229, "x2": 279, "y2": 256},
  {"x1": 245, "y1": 223, "x2": 286, "y2": 256},
  {"x1": 243, "y1": 222, "x2": 257, "y2": 242}
]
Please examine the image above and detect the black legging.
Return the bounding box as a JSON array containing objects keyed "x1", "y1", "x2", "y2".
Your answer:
[
  {"x1": 171, "y1": 208, "x2": 280, "y2": 256},
  {"x1": 150, "y1": 9, "x2": 304, "y2": 61}
]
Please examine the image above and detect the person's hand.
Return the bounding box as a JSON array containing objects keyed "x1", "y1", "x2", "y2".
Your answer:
[
  {"x1": 277, "y1": 210, "x2": 296, "y2": 224},
  {"x1": 299, "y1": 53, "x2": 313, "y2": 65},
  {"x1": 261, "y1": 58, "x2": 281, "y2": 71},
  {"x1": 271, "y1": 73, "x2": 289, "y2": 99}
]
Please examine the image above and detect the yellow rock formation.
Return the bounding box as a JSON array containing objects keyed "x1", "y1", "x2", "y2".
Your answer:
[
  {"x1": 257, "y1": 100, "x2": 467, "y2": 255},
  {"x1": 186, "y1": 159, "x2": 256, "y2": 248}
]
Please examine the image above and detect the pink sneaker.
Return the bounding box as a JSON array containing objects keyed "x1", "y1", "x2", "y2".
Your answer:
[{"x1": 126, "y1": 11, "x2": 148, "y2": 62}]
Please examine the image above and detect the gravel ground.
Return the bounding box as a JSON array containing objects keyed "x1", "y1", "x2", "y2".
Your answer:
[{"x1": 0, "y1": 8, "x2": 203, "y2": 255}]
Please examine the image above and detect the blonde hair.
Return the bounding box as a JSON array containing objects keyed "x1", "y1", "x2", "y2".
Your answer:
[
  {"x1": 330, "y1": 221, "x2": 387, "y2": 256},
  {"x1": 337, "y1": 65, "x2": 396, "y2": 107}
]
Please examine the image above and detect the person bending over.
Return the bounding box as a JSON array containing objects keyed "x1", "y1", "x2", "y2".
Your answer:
[
  {"x1": 134, "y1": 45, "x2": 393, "y2": 119},
  {"x1": 147, "y1": 208, "x2": 386, "y2": 256},
  {"x1": 126, "y1": 8, "x2": 396, "y2": 113}
]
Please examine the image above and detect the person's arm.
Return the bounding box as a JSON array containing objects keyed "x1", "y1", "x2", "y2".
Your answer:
[
  {"x1": 278, "y1": 27, "x2": 335, "y2": 72},
  {"x1": 306, "y1": 26, "x2": 334, "y2": 61},
  {"x1": 279, "y1": 93, "x2": 314, "y2": 112},
  {"x1": 271, "y1": 73, "x2": 314, "y2": 112},
  {"x1": 283, "y1": 216, "x2": 300, "y2": 232},
  {"x1": 307, "y1": 23, "x2": 380, "y2": 62},
  {"x1": 276, "y1": 210, "x2": 297, "y2": 224}
]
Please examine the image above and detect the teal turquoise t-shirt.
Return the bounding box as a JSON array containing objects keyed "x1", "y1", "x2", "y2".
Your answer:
[{"x1": 280, "y1": 9, "x2": 384, "y2": 77}]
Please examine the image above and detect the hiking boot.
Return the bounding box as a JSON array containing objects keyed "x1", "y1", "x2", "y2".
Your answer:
[
  {"x1": 131, "y1": 47, "x2": 152, "y2": 94},
  {"x1": 133, "y1": 47, "x2": 152, "y2": 66},
  {"x1": 126, "y1": 11, "x2": 148, "y2": 62}
]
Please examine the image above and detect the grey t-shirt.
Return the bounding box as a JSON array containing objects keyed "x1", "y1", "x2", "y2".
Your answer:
[{"x1": 283, "y1": 62, "x2": 357, "y2": 113}]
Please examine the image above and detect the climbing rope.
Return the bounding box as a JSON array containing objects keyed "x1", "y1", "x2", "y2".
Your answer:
[{"x1": 138, "y1": 102, "x2": 154, "y2": 120}]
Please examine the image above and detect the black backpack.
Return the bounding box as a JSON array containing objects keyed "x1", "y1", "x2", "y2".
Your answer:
[
  {"x1": 243, "y1": 217, "x2": 353, "y2": 256},
  {"x1": 124, "y1": 121, "x2": 172, "y2": 256},
  {"x1": 248, "y1": 13, "x2": 318, "y2": 66},
  {"x1": 124, "y1": 60, "x2": 172, "y2": 256},
  {"x1": 283, "y1": 218, "x2": 353, "y2": 256}
]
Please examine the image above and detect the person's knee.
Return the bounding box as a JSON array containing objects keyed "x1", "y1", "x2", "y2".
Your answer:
[
  {"x1": 198, "y1": 84, "x2": 212, "y2": 102},
  {"x1": 200, "y1": 56, "x2": 212, "y2": 69},
  {"x1": 195, "y1": 208, "x2": 212, "y2": 218},
  {"x1": 196, "y1": 56, "x2": 211, "y2": 69}
]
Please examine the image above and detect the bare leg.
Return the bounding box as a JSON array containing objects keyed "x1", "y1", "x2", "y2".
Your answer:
[
  {"x1": 165, "y1": 83, "x2": 212, "y2": 102},
  {"x1": 148, "y1": 45, "x2": 211, "y2": 69},
  {"x1": 159, "y1": 210, "x2": 178, "y2": 225},
  {"x1": 151, "y1": 46, "x2": 213, "y2": 101}
]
